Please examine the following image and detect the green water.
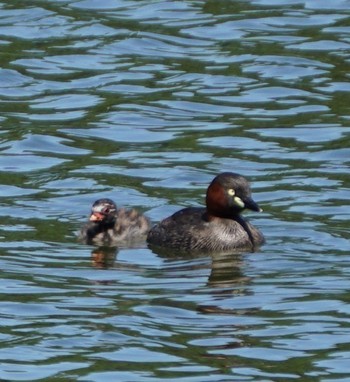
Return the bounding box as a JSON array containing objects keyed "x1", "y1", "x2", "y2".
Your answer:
[{"x1": 0, "y1": 0, "x2": 349, "y2": 380}]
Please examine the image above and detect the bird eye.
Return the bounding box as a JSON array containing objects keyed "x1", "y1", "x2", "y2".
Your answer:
[
  {"x1": 102, "y1": 207, "x2": 110, "y2": 214},
  {"x1": 228, "y1": 188, "x2": 235, "y2": 196}
]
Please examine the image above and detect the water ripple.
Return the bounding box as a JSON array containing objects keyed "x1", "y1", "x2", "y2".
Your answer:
[{"x1": 0, "y1": 0, "x2": 349, "y2": 381}]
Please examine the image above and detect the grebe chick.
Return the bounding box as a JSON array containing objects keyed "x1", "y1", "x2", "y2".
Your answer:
[{"x1": 79, "y1": 198, "x2": 150, "y2": 246}]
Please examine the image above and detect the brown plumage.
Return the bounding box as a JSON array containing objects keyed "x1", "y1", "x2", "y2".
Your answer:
[
  {"x1": 147, "y1": 172, "x2": 265, "y2": 254},
  {"x1": 79, "y1": 198, "x2": 150, "y2": 246}
]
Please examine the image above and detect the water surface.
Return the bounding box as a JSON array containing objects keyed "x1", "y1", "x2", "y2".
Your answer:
[{"x1": 0, "y1": 0, "x2": 349, "y2": 380}]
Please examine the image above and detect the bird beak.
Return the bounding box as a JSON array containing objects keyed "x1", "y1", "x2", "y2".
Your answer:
[
  {"x1": 244, "y1": 197, "x2": 263, "y2": 212},
  {"x1": 89, "y1": 212, "x2": 105, "y2": 222}
]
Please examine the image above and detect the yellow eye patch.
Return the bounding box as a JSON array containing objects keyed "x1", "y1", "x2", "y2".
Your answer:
[
  {"x1": 233, "y1": 196, "x2": 245, "y2": 208},
  {"x1": 228, "y1": 188, "x2": 245, "y2": 208}
]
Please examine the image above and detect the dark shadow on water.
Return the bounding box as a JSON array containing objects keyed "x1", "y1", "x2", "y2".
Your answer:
[
  {"x1": 148, "y1": 245, "x2": 262, "y2": 338},
  {"x1": 88, "y1": 244, "x2": 258, "y2": 311},
  {"x1": 148, "y1": 243, "x2": 254, "y2": 289},
  {"x1": 90, "y1": 246, "x2": 118, "y2": 268}
]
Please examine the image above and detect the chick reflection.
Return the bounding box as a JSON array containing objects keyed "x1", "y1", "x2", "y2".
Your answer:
[{"x1": 91, "y1": 246, "x2": 117, "y2": 269}]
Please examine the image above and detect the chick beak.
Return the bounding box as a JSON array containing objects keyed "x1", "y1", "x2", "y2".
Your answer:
[{"x1": 89, "y1": 212, "x2": 105, "y2": 222}]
